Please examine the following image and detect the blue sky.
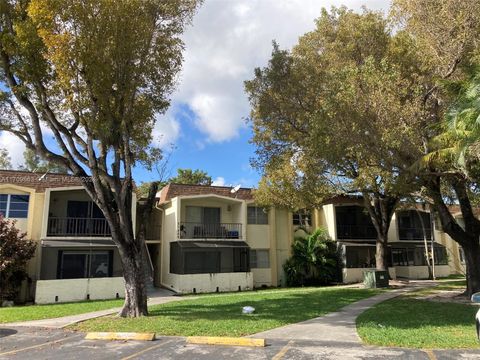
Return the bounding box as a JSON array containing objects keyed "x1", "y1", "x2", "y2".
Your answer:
[
  {"x1": 0, "y1": 0, "x2": 390, "y2": 188},
  {"x1": 134, "y1": 104, "x2": 259, "y2": 187}
]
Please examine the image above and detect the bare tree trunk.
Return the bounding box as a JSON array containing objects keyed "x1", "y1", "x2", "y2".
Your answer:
[
  {"x1": 375, "y1": 238, "x2": 387, "y2": 271},
  {"x1": 117, "y1": 242, "x2": 148, "y2": 317},
  {"x1": 363, "y1": 194, "x2": 398, "y2": 271},
  {"x1": 463, "y1": 242, "x2": 480, "y2": 297}
]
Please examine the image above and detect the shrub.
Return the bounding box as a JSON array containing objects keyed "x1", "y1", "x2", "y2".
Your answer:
[
  {"x1": 0, "y1": 215, "x2": 36, "y2": 301},
  {"x1": 283, "y1": 227, "x2": 340, "y2": 286}
]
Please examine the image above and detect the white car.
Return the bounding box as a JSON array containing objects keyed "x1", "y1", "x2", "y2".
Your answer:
[{"x1": 472, "y1": 292, "x2": 480, "y2": 339}]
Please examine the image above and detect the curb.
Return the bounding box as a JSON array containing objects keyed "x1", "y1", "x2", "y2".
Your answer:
[
  {"x1": 85, "y1": 332, "x2": 156, "y2": 341},
  {"x1": 187, "y1": 336, "x2": 266, "y2": 347}
]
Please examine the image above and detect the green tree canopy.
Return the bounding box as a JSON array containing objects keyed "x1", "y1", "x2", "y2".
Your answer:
[
  {"x1": 170, "y1": 168, "x2": 212, "y2": 185},
  {"x1": 245, "y1": 7, "x2": 423, "y2": 270},
  {"x1": 0, "y1": 0, "x2": 201, "y2": 316}
]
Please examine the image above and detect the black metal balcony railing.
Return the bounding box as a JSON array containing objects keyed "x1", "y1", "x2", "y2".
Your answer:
[
  {"x1": 47, "y1": 217, "x2": 111, "y2": 237},
  {"x1": 398, "y1": 227, "x2": 432, "y2": 241},
  {"x1": 178, "y1": 222, "x2": 242, "y2": 239},
  {"x1": 336, "y1": 224, "x2": 377, "y2": 240}
]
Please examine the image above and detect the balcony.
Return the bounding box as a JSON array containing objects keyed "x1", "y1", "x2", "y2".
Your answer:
[
  {"x1": 47, "y1": 217, "x2": 111, "y2": 237},
  {"x1": 178, "y1": 222, "x2": 242, "y2": 239},
  {"x1": 336, "y1": 224, "x2": 377, "y2": 240},
  {"x1": 398, "y1": 227, "x2": 432, "y2": 241}
]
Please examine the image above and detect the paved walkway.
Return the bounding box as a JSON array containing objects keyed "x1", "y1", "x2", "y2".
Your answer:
[
  {"x1": 1, "y1": 288, "x2": 186, "y2": 329},
  {"x1": 250, "y1": 281, "x2": 435, "y2": 343}
]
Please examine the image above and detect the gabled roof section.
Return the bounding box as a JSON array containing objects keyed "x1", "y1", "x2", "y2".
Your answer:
[
  {"x1": 157, "y1": 183, "x2": 254, "y2": 204},
  {"x1": 0, "y1": 169, "x2": 84, "y2": 192}
]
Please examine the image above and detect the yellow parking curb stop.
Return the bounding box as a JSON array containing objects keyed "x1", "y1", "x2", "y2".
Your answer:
[
  {"x1": 85, "y1": 332, "x2": 156, "y2": 341},
  {"x1": 186, "y1": 336, "x2": 265, "y2": 347}
]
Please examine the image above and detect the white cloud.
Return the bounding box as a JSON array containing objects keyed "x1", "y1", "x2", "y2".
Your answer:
[
  {"x1": 152, "y1": 112, "x2": 181, "y2": 149},
  {"x1": 173, "y1": 0, "x2": 390, "y2": 143},
  {"x1": 211, "y1": 176, "x2": 226, "y2": 186},
  {"x1": 0, "y1": 131, "x2": 25, "y2": 168}
]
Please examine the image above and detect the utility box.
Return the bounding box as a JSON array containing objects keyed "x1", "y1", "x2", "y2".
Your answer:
[{"x1": 363, "y1": 269, "x2": 389, "y2": 288}]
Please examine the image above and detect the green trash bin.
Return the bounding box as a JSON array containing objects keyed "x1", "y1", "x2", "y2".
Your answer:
[{"x1": 363, "y1": 269, "x2": 389, "y2": 288}]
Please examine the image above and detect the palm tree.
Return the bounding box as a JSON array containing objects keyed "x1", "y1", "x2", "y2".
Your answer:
[{"x1": 284, "y1": 227, "x2": 339, "y2": 286}]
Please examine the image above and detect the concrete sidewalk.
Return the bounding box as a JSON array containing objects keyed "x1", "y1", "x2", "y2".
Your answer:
[
  {"x1": 250, "y1": 282, "x2": 435, "y2": 344},
  {"x1": 1, "y1": 288, "x2": 187, "y2": 329}
]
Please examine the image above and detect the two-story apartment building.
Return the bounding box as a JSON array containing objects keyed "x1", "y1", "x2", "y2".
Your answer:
[
  {"x1": 150, "y1": 185, "x2": 466, "y2": 293},
  {"x1": 151, "y1": 183, "x2": 293, "y2": 293},
  {"x1": 1, "y1": 171, "x2": 466, "y2": 303},
  {"x1": 0, "y1": 170, "x2": 136, "y2": 304},
  {"x1": 316, "y1": 196, "x2": 465, "y2": 283}
]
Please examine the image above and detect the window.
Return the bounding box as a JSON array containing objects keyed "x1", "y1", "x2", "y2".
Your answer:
[
  {"x1": 58, "y1": 251, "x2": 112, "y2": 279},
  {"x1": 345, "y1": 246, "x2": 376, "y2": 268},
  {"x1": 434, "y1": 247, "x2": 448, "y2": 265},
  {"x1": 397, "y1": 210, "x2": 432, "y2": 240},
  {"x1": 459, "y1": 247, "x2": 465, "y2": 263},
  {"x1": 170, "y1": 241, "x2": 250, "y2": 274},
  {"x1": 293, "y1": 209, "x2": 311, "y2": 226},
  {"x1": 390, "y1": 247, "x2": 447, "y2": 266},
  {"x1": 184, "y1": 251, "x2": 221, "y2": 274},
  {"x1": 0, "y1": 194, "x2": 29, "y2": 218},
  {"x1": 247, "y1": 206, "x2": 268, "y2": 225},
  {"x1": 335, "y1": 206, "x2": 376, "y2": 239},
  {"x1": 250, "y1": 249, "x2": 270, "y2": 268}
]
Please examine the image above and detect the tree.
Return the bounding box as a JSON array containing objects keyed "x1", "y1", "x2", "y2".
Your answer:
[
  {"x1": 170, "y1": 168, "x2": 212, "y2": 185},
  {"x1": 0, "y1": 147, "x2": 12, "y2": 169},
  {"x1": 0, "y1": 0, "x2": 201, "y2": 316},
  {"x1": 391, "y1": 0, "x2": 480, "y2": 296},
  {"x1": 245, "y1": 7, "x2": 422, "y2": 271},
  {"x1": 283, "y1": 227, "x2": 339, "y2": 286},
  {"x1": 21, "y1": 148, "x2": 69, "y2": 173},
  {"x1": 0, "y1": 216, "x2": 36, "y2": 302},
  {"x1": 136, "y1": 164, "x2": 211, "y2": 198}
]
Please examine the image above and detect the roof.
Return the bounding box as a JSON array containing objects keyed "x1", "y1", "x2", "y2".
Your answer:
[
  {"x1": 0, "y1": 169, "x2": 85, "y2": 192},
  {"x1": 157, "y1": 183, "x2": 254, "y2": 204}
]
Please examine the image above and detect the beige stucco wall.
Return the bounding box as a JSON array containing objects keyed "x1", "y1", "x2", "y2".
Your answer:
[
  {"x1": 179, "y1": 197, "x2": 243, "y2": 225},
  {"x1": 395, "y1": 265, "x2": 451, "y2": 279},
  {"x1": 35, "y1": 277, "x2": 125, "y2": 304},
  {"x1": 0, "y1": 184, "x2": 45, "y2": 284},
  {"x1": 160, "y1": 200, "x2": 178, "y2": 287},
  {"x1": 274, "y1": 208, "x2": 292, "y2": 287},
  {"x1": 165, "y1": 272, "x2": 253, "y2": 294}
]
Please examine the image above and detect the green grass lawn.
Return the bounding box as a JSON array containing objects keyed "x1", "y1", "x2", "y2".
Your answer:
[
  {"x1": 357, "y1": 278, "x2": 480, "y2": 349},
  {"x1": 0, "y1": 299, "x2": 123, "y2": 324},
  {"x1": 72, "y1": 287, "x2": 381, "y2": 337}
]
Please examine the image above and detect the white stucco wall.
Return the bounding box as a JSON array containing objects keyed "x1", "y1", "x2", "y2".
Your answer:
[
  {"x1": 35, "y1": 277, "x2": 125, "y2": 304},
  {"x1": 342, "y1": 268, "x2": 397, "y2": 284},
  {"x1": 166, "y1": 272, "x2": 253, "y2": 294}
]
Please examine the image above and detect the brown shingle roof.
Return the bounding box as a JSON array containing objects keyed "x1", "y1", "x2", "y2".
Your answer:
[
  {"x1": 157, "y1": 183, "x2": 254, "y2": 203},
  {"x1": 0, "y1": 170, "x2": 85, "y2": 192}
]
